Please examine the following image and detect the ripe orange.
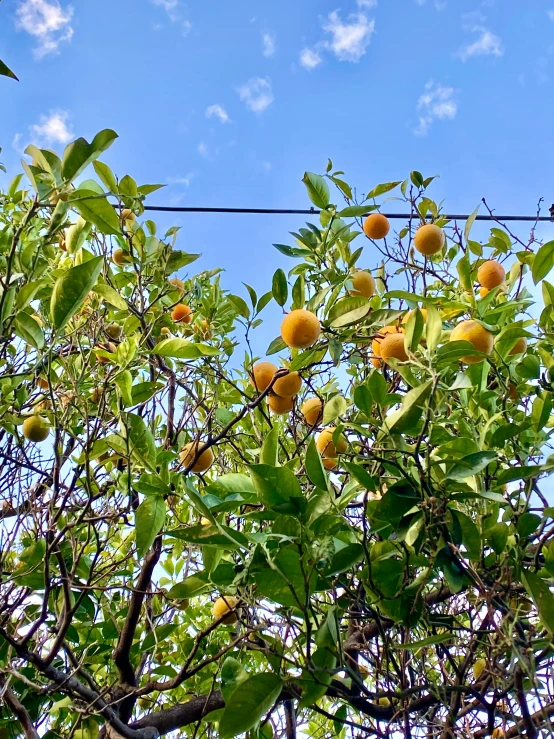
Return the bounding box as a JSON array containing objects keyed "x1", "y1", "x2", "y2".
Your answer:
[
  {"x1": 508, "y1": 337, "x2": 527, "y2": 356},
  {"x1": 414, "y1": 224, "x2": 445, "y2": 256},
  {"x1": 372, "y1": 325, "x2": 401, "y2": 358},
  {"x1": 479, "y1": 287, "x2": 489, "y2": 298},
  {"x1": 301, "y1": 397, "x2": 324, "y2": 426},
  {"x1": 22, "y1": 415, "x2": 50, "y2": 442},
  {"x1": 477, "y1": 260, "x2": 505, "y2": 290},
  {"x1": 250, "y1": 361, "x2": 278, "y2": 393},
  {"x1": 450, "y1": 320, "x2": 494, "y2": 363},
  {"x1": 348, "y1": 271, "x2": 376, "y2": 298},
  {"x1": 316, "y1": 427, "x2": 348, "y2": 458},
  {"x1": 363, "y1": 213, "x2": 390, "y2": 240},
  {"x1": 380, "y1": 333, "x2": 409, "y2": 363},
  {"x1": 371, "y1": 357, "x2": 383, "y2": 369},
  {"x1": 273, "y1": 371, "x2": 302, "y2": 398},
  {"x1": 180, "y1": 441, "x2": 214, "y2": 473},
  {"x1": 212, "y1": 596, "x2": 239, "y2": 624},
  {"x1": 267, "y1": 394, "x2": 294, "y2": 415},
  {"x1": 322, "y1": 458, "x2": 337, "y2": 470},
  {"x1": 171, "y1": 304, "x2": 193, "y2": 323},
  {"x1": 281, "y1": 309, "x2": 321, "y2": 350},
  {"x1": 112, "y1": 248, "x2": 131, "y2": 266}
]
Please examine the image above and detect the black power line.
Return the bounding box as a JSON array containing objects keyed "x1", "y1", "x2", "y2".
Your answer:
[{"x1": 140, "y1": 204, "x2": 554, "y2": 222}]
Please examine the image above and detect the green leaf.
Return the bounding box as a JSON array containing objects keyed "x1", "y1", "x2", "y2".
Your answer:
[
  {"x1": 327, "y1": 296, "x2": 371, "y2": 328},
  {"x1": 517, "y1": 513, "x2": 541, "y2": 538},
  {"x1": 272, "y1": 269, "x2": 288, "y2": 307},
  {"x1": 404, "y1": 307, "x2": 424, "y2": 353},
  {"x1": 115, "y1": 371, "x2": 133, "y2": 407},
  {"x1": 353, "y1": 384, "x2": 372, "y2": 416},
  {"x1": 123, "y1": 413, "x2": 156, "y2": 470},
  {"x1": 250, "y1": 464, "x2": 303, "y2": 511},
  {"x1": 220, "y1": 658, "x2": 249, "y2": 703},
  {"x1": 322, "y1": 394, "x2": 347, "y2": 425},
  {"x1": 261, "y1": 425, "x2": 279, "y2": 467},
  {"x1": 0, "y1": 59, "x2": 18, "y2": 81},
  {"x1": 342, "y1": 462, "x2": 376, "y2": 491},
  {"x1": 327, "y1": 544, "x2": 364, "y2": 575},
  {"x1": 70, "y1": 189, "x2": 120, "y2": 235},
  {"x1": 50, "y1": 256, "x2": 103, "y2": 331},
  {"x1": 167, "y1": 573, "x2": 210, "y2": 600},
  {"x1": 366, "y1": 181, "x2": 401, "y2": 200},
  {"x1": 15, "y1": 313, "x2": 44, "y2": 350},
  {"x1": 457, "y1": 253, "x2": 472, "y2": 292},
  {"x1": 92, "y1": 160, "x2": 118, "y2": 193},
  {"x1": 93, "y1": 283, "x2": 128, "y2": 310},
  {"x1": 425, "y1": 303, "x2": 442, "y2": 353},
  {"x1": 339, "y1": 205, "x2": 375, "y2": 218},
  {"x1": 522, "y1": 570, "x2": 554, "y2": 633},
  {"x1": 219, "y1": 673, "x2": 283, "y2": 738},
  {"x1": 298, "y1": 648, "x2": 336, "y2": 709},
  {"x1": 448, "y1": 451, "x2": 496, "y2": 481},
  {"x1": 302, "y1": 172, "x2": 329, "y2": 209},
  {"x1": 228, "y1": 294, "x2": 251, "y2": 319},
  {"x1": 451, "y1": 509, "x2": 481, "y2": 560},
  {"x1": 141, "y1": 623, "x2": 178, "y2": 652},
  {"x1": 497, "y1": 465, "x2": 541, "y2": 485},
  {"x1": 267, "y1": 336, "x2": 287, "y2": 355},
  {"x1": 305, "y1": 437, "x2": 328, "y2": 491},
  {"x1": 533, "y1": 241, "x2": 554, "y2": 284},
  {"x1": 464, "y1": 205, "x2": 480, "y2": 244},
  {"x1": 151, "y1": 338, "x2": 219, "y2": 359},
  {"x1": 62, "y1": 129, "x2": 118, "y2": 183},
  {"x1": 135, "y1": 496, "x2": 166, "y2": 557},
  {"x1": 382, "y1": 380, "x2": 432, "y2": 434},
  {"x1": 166, "y1": 251, "x2": 201, "y2": 272},
  {"x1": 394, "y1": 633, "x2": 454, "y2": 650}
]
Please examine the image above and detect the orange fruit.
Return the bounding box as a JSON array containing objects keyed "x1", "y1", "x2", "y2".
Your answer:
[
  {"x1": 212, "y1": 596, "x2": 239, "y2": 624},
  {"x1": 508, "y1": 337, "x2": 527, "y2": 356},
  {"x1": 22, "y1": 415, "x2": 50, "y2": 443},
  {"x1": 160, "y1": 327, "x2": 171, "y2": 336},
  {"x1": 250, "y1": 362, "x2": 278, "y2": 393},
  {"x1": 58, "y1": 233, "x2": 66, "y2": 251},
  {"x1": 267, "y1": 394, "x2": 294, "y2": 415},
  {"x1": 363, "y1": 213, "x2": 390, "y2": 240},
  {"x1": 479, "y1": 287, "x2": 489, "y2": 298},
  {"x1": 348, "y1": 271, "x2": 376, "y2": 298},
  {"x1": 301, "y1": 397, "x2": 324, "y2": 426},
  {"x1": 371, "y1": 357, "x2": 383, "y2": 369},
  {"x1": 112, "y1": 248, "x2": 130, "y2": 266},
  {"x1": 316, "y1": 427, "x2": 348, "y2": 458},
  {"x1": 450, "y1": 320, "x2": 494, "y2": 364},
  {"x1": 273, "y1": 371, "x2": 302, "y2": 398},
  {"x1": 106, "y1": 322, "x2": 122, "y2": 340},
  {"x1": 477, "y1": 260, "x2": 505, "y2": 290},
  {"x1": 37, "y1": 376, "x2": 49, "y2": 390},
  {"x1": 179, "y1": 441, "x2": 214, "y2": 473},
  {"x1": 195, "y1": 318, "x2": 212, "y2": 339},
  {"x1": 121, "y1": 208, "x2": 136, "y2": 222},
  {"x1": 414, "y1": 224, "x2": 445, "y2": 256},
  {"x1": 491, "y1": 730, "x2": 505, "y2": 739},
  {"x1": 168, "y1": 277, "x2": 184, "y2": 290},
  {"x1": 322, "y1": 458, "x2": 337, "y2": 470},
  {"x1": 280, "y1": 310, "x2": 321, "y2": 350},
  {"x1": 372, "y1": 325, "x2": 401, "y2": 358},
  {"x1": 171, "y1": 304, "x2": 193, "y2": 323},
  {"x1": 380, "y1": 333, "x2": 409, "y2": 363}
]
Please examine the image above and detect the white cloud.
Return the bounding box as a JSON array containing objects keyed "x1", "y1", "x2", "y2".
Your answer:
[
  {"x1": 414, "y1": 81, "x2": 457, "y2": 135},
  {"x1": 150, "y1": 0, "x2": 191, "y2": 36},
  {"x1": 167, "y1": 173, "x2": 194, "y2": 187},
  {"x1": 237, "y1": 77, "x2": 274, "y2": 113},
  {"x1": 14, "y1": 109, "x2": 74, "y2": 153},
  {"x1": 262, "y1": 32, "x2": 276, "y2": 57},
  {"x1": 197, "y1": 142, "x2": 209, "y2": 158},
  {"x1": 322, "y1": 10, "x2": 375, "y2": 62},
  {"x1": 548, "y1": 9, "x2": 554, "y2": 21},
  {"x1": 15, "y1": 0, "x2": 74, "y2": 58},
  {"x1": 357, "y1": 0, "x2": 377, "y2": 6},
  {"x1": 416, "y1": 0, "x2": 447, "y2": 8},
  {"x1": 300, "y1": 47, "x2": 322, "y2": 69},
  {"x1": 205, "y1": 104, "x2": 231, "y2": 124},
  {"x1": 458, "y1": 26, "x2": 503, "y2": 61}
]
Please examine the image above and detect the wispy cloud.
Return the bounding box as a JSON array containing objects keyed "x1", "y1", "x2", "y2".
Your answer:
[
  {"x1": 458, "y1": 25, "x2": 503, "y2": 61},
  {"x1": 167, "y1": 173, "x2": 194, "y2": 187},
  {"x1": 197, "y1": 142, "x2": 210, "y2": 158},
  {"x1": 414, "y1": 81, "x2": 457, "y2": 135},
  {"x1": 206, "y1": 104, "x2": 231, "y2": 124},
  {"x1": 357, "y1": 0, "x2": 377, "y2": 6},
  {"x1": 14, "y1": 109, "x2": 74, "y2": 153},
  {"x1": 150, "y1": 0, "x2": 191, "y2": 36},
  {"x1": 416, "y1": 0, "x2": 447, "y2": 8},
  {"x1": 548, "y1": 9, "x2": 554, "y2": 20},
  {"x1": 237, "y1": 77, "x2": 274, "y2": 113},
  {"x1": 15, "y1": 0, "x2": 74, "y2": 58},
  {"x1": 262, "y1": 32, "x2": 276, "y2": 57},
  {"x1": 299, "y1": 9, "x2": 375, "y2": 70},
  {"x1": 299, "y1": 47, "x2": 322, "y2": 69}
]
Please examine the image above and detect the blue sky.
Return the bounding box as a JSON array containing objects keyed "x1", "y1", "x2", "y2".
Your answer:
[{"x1": 1, "y1": 0, "x2": 554, "y2": 349}]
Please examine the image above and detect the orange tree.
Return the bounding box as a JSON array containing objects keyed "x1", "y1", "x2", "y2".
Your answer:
[{"x1": 0, "y1": 131, "x2": 554, "y2": 739}]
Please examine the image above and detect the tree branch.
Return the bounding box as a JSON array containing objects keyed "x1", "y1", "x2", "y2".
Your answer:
[{"x1": 0, "y1": 677, "x2": 39, "y2": 739}]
